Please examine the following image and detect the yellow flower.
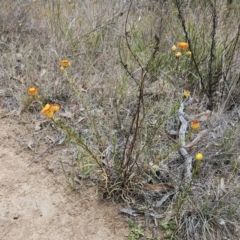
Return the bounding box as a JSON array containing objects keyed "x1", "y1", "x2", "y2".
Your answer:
[
  {"x1": 60, "y1": 60, "x2": 71, "y2": 70},
  {"x1": 171, "y1": 45, "x2": 177, "y2": 51},
  {"x1": 186, "y1": 51, "x2": 192, "y2": 57},
  {"x1": 175, "y1": 52, "x2": 182, "y2": 58},
  {"x1": 41, "y1": 104, "x2": 54, "y2": 118},
  {"x1": 191, "y1": 120, "x2": 200, "y2": 131},
  {"x1": 183, "y1": 90, "x2": 191, "y2": 98},
  {"x1": 52, "y1": 103, "x2": 60, "y2": 112},
  {"x1": 177, "y1": 42, "x2": 189, "y2": 50},
  {"x1": 41, "y1": 103, "x2": 60, "y2": 118},
  {"x1": 195, "y1": 153, "x2": 203, "y2": 161},
  {"x1": 28, "y1": 86, "x2": 38, "y2": 96}
]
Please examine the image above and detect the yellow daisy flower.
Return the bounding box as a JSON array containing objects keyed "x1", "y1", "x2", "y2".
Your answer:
[
  {"x1": 28, "y1": 87, "x2": 38, "y2": 96},
  {"x1": 172, "y1": 45, "x2": 177, "y2": 51},
  {"x1": 183, "y1": 90, "x2": 191, "y2": 98},
  {"x1": 60, "y1": 60, "x2": 71, "y2": 70},
  {"x1": 41, "y1": 104, "x2": 54, "y2": 118},
  {"x1": 52, "y1": 103, "x2": 60, "y2": 112},
  {"x1": 175, "y1": 52, "x2": 182, "y2": 58},
  {"x1": 191, "y1": 120, "x2": 200, "y2": 131},
  {"x1": 195, "y1": 153, "x2": 203, "y2": 161},
  {"x1": 41, "y1": 103, "x2": 60, "y2": 118},
  {"x1": 186, "y1": 51, "x2": 192, "y2": 57},
  {"x1": 177, "y1": 42, "x2": 189, "y2": 50}
]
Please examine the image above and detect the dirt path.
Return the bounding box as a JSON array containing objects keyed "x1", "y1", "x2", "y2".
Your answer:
[{"x1": 0, "y1": 114, "x2": 127, "y2": 240}]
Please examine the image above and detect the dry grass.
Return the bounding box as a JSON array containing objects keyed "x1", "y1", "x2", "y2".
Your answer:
[{"x1": 1, "y1": 0, "x2": 240, "y2": 239}]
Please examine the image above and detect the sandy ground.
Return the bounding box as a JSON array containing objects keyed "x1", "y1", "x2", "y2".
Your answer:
[{"x1": 0, "y1": 109, "x2": 128, "y2": 240}]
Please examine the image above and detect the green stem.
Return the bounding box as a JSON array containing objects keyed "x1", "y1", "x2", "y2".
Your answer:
[{"x1": 52, "y1": 118, "x2": 104, "y2": 171}]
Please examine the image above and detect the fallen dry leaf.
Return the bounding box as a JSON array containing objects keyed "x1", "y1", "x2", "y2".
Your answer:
[
  {"x1": 35, "y1": 122, "x2": 42, "y2": 131},
  {"x1": 196, "y1": 110, "x2": 211, "y2": 122},
  {"x1": 77, "y1": 117, "x2": 85, "y2": 123},
  {"x1": 120, "y1": 208, "x2": 143, "y2": 217},
  {"x1": 149, "y1": 161, "x2": 160, "y2": 170},
  {"x1": 59, "y1": 110, "x2": 74, "y2": 119},
  {"x1": 79, "y1": 85, "x2": 88, "y2": 93},
  {"x1": 40, "y1": 68, "x2": 47, "y2": 78},
  {"x1": 27, "y1": 138, "x2": 35, "y2": 150},
  {"x1": 34, "y1": 120, "x2": 48, "y2": 131},
  {"x1": 54, "y1": 78, "x2": 60, "y2": 91},
  {"x1": 155, "y1": 193, "x2": 175, "y2": 208},
  {"x1": 68, "y1": 103, "x2": 79, "y2": 111},
  {"x1": 185, "y1": 129, "x2": 208, "y2": 149},
  {"x1": 142, "y1": 183, "x2": 174, "y2": 192}
]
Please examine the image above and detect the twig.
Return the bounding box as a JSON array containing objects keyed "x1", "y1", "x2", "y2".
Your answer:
[
  {"x1": 185, "y1": 129, "x2": 208, "y2": 149},
  {"x1": 178, "y1": 101, "x2": 193, "y2": 183},
  {"x1": 124, "y1": 0, "x2": 143, "y2": 70},
  {"x1": 207, "y1": 0, "x2": 218, "y2": 110},
  {"x1": 27, "y1": 140, "x2": 58, "y2": 167},
  {"x1": 179, "y1": 115, "x2": 188, "y2": 146},
  {"x1": 180, "y1": 147, "x2": 192, "y2": 182}
]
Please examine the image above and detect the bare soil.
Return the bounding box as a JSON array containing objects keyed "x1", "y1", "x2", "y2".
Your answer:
[{"x1": 0, "y1": 107, "x2": 128, "y2": 240}]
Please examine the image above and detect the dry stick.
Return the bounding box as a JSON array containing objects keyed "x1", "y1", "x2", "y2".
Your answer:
[
  {"x1": 206, "y1": 1, "x2": 218, "y2": 110},
  {"x1": 185, "y1": 130, "x2": 208, "y2": 149},
  {"x1": 121, "y1": 0, "x2": 144, "y2": 170},
  {"x1": 122, "y1": 70, "x2": 145, "y2": 177},
  {"x1": 178, "y1": 102, "x2": 193, "y2": 182}
]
